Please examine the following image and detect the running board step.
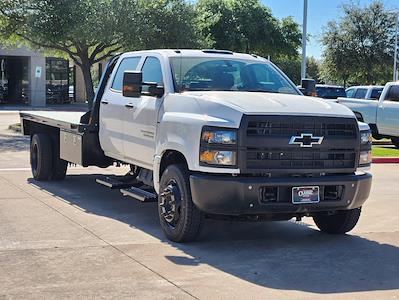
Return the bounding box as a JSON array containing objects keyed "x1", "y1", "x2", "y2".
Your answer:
[
  {"x1": 120, "y1": 187, "x2": 158, "y2": 202},
  {"x1": 96, "y1": 176, "x2": 137, "y2": 189}
]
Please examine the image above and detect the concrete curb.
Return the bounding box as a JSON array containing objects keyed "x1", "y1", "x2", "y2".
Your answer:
[
  {"x1": 372, "y1": 157, "x2": 399, "y2": 163},
  {"x1": 372, "y1": 141, "x2": 393, "y2": 146}
]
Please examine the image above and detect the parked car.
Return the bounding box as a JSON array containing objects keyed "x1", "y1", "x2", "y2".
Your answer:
[
  {"x1": 20, "y1": 49, "x2": 372, "y2": 242},
  {"x1": 338, "y1": 82, "x2": 399, "y2": 146},
  {"x1": 344, "y1": 85, "x2": 384, "y2": 101},
  {"x1": 315, "y1": 84, "x2": 346, "y2": 99}
]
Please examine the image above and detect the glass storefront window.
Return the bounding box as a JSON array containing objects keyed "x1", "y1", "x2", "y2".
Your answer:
[{"x1": 46, "y1": 57, "x2": 70, "y2": 104}]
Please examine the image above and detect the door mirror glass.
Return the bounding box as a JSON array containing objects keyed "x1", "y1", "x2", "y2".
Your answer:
[{"x1": 123, "y1": 71, "x2": 142, "y2": 97}]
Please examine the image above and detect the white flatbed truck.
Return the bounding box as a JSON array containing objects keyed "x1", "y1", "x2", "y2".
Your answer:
[{"x1": 21, "y1": 49, "x2": 372, "y2": 242}]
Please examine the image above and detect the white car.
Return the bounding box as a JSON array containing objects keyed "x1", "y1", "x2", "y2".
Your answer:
[
  {"x1": 338, "y1": 82, "x2": 399, "y2": 146},
  {"x1": 344, "y1": 85, "x2": 384, "y2": 101}
]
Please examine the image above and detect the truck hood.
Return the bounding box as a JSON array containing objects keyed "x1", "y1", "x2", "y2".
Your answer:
[{"x1": 185, "y1": 91, "x2": 355, "y2": 118}]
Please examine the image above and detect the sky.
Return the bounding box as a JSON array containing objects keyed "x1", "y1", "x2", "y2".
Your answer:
[{"x1": 262, "y1": 0, "x2": 399, "y2": 59}]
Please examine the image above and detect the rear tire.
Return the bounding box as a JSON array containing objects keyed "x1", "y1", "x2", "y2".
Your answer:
[
  {"x1": 30, "y1": 134, "x2": 53, "y2": 181},
  {"x1": 313, "y1": 208, "x2": 361, "y2": 234},
  {"x1": 158, "y1": 164, "x2": 203, "y2": 242}
]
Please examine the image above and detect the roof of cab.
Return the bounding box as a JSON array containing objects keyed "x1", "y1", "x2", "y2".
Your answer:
[
  {"x1": 120, "y1": 49, "x2": 267, "y2": 61},
  {"x1": 346, "y1": 85, "x2": 384, "y2": 89},
  {"x1": 315, "y1": 84, "x2": 345, "y2": 88}
]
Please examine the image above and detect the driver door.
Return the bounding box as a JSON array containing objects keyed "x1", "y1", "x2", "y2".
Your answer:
[{"x1": 122, "y1": 55, "x2": 164, "y2": 169}]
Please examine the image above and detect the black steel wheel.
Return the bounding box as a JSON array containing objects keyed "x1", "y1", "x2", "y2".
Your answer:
[{"x1": 158, "y1": 164, "x2": 203, "y2": 242}]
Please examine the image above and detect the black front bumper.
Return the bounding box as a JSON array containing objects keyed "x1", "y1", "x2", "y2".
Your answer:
[{"x1": 190, "y1": 173, "x2": 372, "y2": 216}]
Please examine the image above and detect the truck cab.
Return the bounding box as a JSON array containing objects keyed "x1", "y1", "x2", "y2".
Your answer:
[
  {"x1": 338, "y1": 82, "x2": 399, "y2": 146},
  {"x1": 21, "y1": 49, "x2": 372, "y2": 242}
]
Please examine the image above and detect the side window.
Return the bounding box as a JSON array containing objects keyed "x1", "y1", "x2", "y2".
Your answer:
[
  {"x1": 354, "y1": 88, "x2": 367, "y2": 99},
  {"x1": 142, "y1": 57, "x2": 163, "y2": 86},
  {"x1": 369, "y1": 88, "x2": 383, "y2": 100},
  {"x1": 346, "y1": 88, "x2": 356, "y2": 98},
  {"x1": 386, "y1": 86, "x2": 399, "y2": 102},
  {"x1": 111, "y1": 57, "x2": 141, "y2": 91}
]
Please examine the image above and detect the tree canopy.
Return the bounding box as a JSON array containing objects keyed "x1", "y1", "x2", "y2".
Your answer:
[
  {"x1": 0, "y1": 0, "x2": 303, "y2": 104},
  {"x1": 196, "y1": 0, "x2": 301, "y2": 58},
  {"x1": 0, "y1": 0, "x2": 132, "y2": 104},
  {"x1": 320, "y1": 1, "x2": 397, "y2": 86}
]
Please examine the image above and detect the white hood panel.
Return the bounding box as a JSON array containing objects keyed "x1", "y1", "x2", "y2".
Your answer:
[{"x1": 185, "y1": 91, "x2": 356, "y2": 118}]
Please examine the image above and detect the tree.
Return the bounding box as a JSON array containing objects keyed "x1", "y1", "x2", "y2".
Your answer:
[
  {"x1": 306, "y1": 56, "x2": 320, "y2": 82},
  {"x1": 321, "y1": 1, "x2": 397, "y2": 86},
  {"x1": 196, "y1": 0, "x2": 301, "y2": 58},
  {"x1": 0, "y1": 0, "x2": 133, "y2": 106},
  {"x1": 122, "y1": 0, "x2": 200, "y2": 50},
  {"x1": 273, "y1": 56, "x2": 301, "y2": 84}
]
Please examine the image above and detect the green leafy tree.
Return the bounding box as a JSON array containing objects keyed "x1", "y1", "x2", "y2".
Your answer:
[
  {"x1": 321, "y1": 1, "x2": 397, "y2": 86},
  {"x1": 306, "y1": 56, "x2": 320, "y2": 82},
  {"x1": 122, "y1": 0, "x2": 200, "y2": 50},
  {"x1": 273, "y1": 56, "x2": 301, "y2": 85},
  {"x1": 0, "y1": 0, "x2": 134, "y2": 105},
  {"x1": 196, "y1": 0, "x2": 301, "y2": 58}
]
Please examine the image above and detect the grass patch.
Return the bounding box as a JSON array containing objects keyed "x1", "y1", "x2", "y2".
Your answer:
[
  {"x1": 372, "y1": 147, "x2": 399, "y2": 157},
  {"x1": 8, "y1": 123, "x2": 21, "y2": 133}
]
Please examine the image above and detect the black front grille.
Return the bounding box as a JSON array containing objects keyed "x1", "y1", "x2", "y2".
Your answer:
[
  {"x1": 247, "y1": 120, "x2": 357, "y2": 137},
  {"x1": 239, "y1": 115, "x2": 359, "y2": 174},
  {"x1": 247, "y1": 148, "x2": 356, "y2": 169}
]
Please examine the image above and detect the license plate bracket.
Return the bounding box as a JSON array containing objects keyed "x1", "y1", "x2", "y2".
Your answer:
[{"x1": 292, "y1": 186, "x2": 320, "y2": 204}]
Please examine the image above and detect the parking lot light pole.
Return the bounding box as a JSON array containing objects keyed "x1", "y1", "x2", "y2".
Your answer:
[{"x1": 301, "y1": 0, "x2": 308, "y2": 80}]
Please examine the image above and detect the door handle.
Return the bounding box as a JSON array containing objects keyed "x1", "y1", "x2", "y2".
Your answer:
[
  {"x1": 125, "y1": 104, "x2": 135, "y2": 109},
  {"x1": 101, "y1": 101, "x2": 109, "y2": 105}
]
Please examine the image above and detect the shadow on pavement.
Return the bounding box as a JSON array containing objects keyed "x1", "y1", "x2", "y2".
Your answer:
[
  {"x1": 28, "y1": 174, "x2": 399, "y2": 294},
  {"x1": 0, "y1": 133, "x2": 29, "y2": 152}
]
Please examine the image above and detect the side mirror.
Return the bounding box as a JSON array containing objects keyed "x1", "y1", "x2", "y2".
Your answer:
[
  {"x1": 123, "y1": 71, "x2": 142, "y2": 98},
  {"x1": 147, "y1": 84, "x2": 165, "y2": 98},
  {"x1": 301, "y1": 78, "x2": 316, "y2": 96}
]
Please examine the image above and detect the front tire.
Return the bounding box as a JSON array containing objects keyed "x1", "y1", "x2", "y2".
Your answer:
[
  {"x1": 391, "y1": 138, "x2": 399, "y2": 148},
  {"x1": 158, "y1": 164, "x2": 203, "y2": 242},
  {"x1": 313, "y1": 208, "x2": 361, "y2": 234}
]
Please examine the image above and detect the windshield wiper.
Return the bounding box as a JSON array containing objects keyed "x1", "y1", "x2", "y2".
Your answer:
[{"x1": 245, "y1": 89, "x2": 277, "y2": 94}]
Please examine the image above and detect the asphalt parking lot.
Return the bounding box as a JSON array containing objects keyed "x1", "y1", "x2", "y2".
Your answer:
[{"x1": 1, "y1": 112, "x2": 399, "y2": 299}]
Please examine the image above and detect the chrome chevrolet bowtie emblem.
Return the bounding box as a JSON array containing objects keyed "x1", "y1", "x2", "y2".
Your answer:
[{"x1": 289, "y1": 133, "x2": 324, "y2": 148}]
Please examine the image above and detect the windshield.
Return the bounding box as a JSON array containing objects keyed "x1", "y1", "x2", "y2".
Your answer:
[
  {"x1": 316, "y1": 87, "x2": 346, "y2": 99},
  {"x1": 170, "y1": 57, "x2": 299, "y2": 95}
]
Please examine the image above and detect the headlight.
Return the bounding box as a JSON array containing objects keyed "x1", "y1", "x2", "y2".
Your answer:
[
  {"x1": 201, "y1": 129, "x2": 237, "y2": 144},
  {"x1": 200, "y1": 150, "x2": 237, "y2": 166},
  {"x1": 360, "y1": 131, "x2": 372, "y2": 144},
  {"x1": 359, "y1": 150, "x2": 372, "y2": 165}
]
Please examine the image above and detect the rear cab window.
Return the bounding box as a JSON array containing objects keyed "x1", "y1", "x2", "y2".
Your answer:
[
  {"x1": 316, "y1": 87, "x2": 346, "y2": 99},
  {"x1": 369, "y1": 88, "x2": 383, "y2": 100},
  {"x1": 354, "y1": 88, "x2": 367, "y2": 99}
]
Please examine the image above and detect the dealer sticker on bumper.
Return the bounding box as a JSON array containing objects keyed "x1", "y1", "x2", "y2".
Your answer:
[{"x1": 292, "y1": 186, "x2": 320, "y2": 204}]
